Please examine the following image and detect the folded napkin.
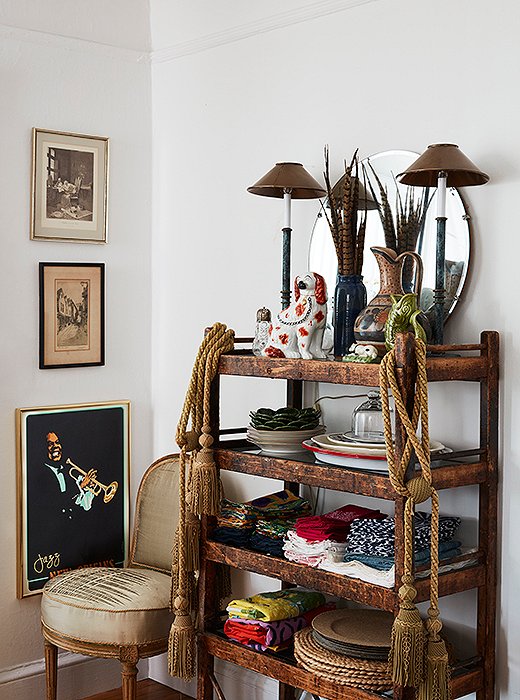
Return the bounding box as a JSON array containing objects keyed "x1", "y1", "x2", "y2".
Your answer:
[
  {"x1": 224, "y1": 602, "x2": 335, "y2": 651},
  {"x1": 283, "y1": 530, "x2": 345, "y2": 567},
  {"x1": 343, "y1": 540, "x2": 462, "y2": 571},
  {"x1": 226, "y1": 589, "x2": 325, "y2": 622},
  {"x1": 295, "y1": 504, "x2": 385, "y2": 543},
  {"x1": 346, "y1": 512, "x2": 461, "y2": 558}
]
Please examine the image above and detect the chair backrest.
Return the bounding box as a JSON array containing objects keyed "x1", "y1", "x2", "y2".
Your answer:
[{"x1": 129, "y1": 454, "x2": 179, "y2": 574}]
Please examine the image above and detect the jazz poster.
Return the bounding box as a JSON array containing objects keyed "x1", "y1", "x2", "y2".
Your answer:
[{"x1": 16, "y1": 401, "x2": 130, "y2": 597}]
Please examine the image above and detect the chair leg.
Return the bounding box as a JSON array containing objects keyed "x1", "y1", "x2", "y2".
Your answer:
[
  {"x1": 44, "y1": 640, "x2": 58, "y2": 700},
  {"x1": 121, "y1": 661, "x2": 138, "y2": 700}
]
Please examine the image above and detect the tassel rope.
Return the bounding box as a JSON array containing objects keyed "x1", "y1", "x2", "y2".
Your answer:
[
  {"x1": 168, "y1": 323, "x2": 235, "y2": 679},
  {"x1": 189, "y1": 325, "x2": 234, "y2": 515},
  {"x1": 168, "y1": 444, "x2": 196, "y2": 680},
  {"x1": 380, "y1": 336, "x2": 450, "y2": 697}
]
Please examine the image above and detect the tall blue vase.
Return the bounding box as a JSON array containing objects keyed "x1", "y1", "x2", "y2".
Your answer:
[{"x1": 333, "y1": 274, "x2": 367, "y2": 357}]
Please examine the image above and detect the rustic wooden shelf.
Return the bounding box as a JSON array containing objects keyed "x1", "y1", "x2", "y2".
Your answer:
[
  {"x1": 202, "y1": 632, "x2": 484, "y2": 700},
  {"x1": 197, "y1": 332, "x2": 499, "y2": 700},
  {"x1": 215, "y1": 445, "x2": 488, "y2": 499},
  {"x1": 218, "y1": 349, "x2": 489, "y2": 385},
  {"x1": 204, "y1": 541, "x2": 485, "y2": 610}
]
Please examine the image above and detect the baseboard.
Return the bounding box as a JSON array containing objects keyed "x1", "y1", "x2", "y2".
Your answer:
[
  {"x1": 0, "y1": 651, "x2": 143, "y2": 700},
  {"x1": 148, "y1": 653, "x2": 278, "y2": 699}
]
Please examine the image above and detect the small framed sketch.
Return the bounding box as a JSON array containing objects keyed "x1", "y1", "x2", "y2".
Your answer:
[
  {"x1": 31, "y1": 128, "x2": 109, "y2": 243},
  {"x1": 16, "y1": 401, "x2": 130, "y2": 597},
  {"x1": 39, "y1": 262, "x2": 105, "y2": 369}
]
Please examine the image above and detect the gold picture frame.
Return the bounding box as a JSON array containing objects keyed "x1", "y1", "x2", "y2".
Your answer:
[
  {"x1": 16, "y1": 401, "x2": 130, "y2": 598},
  {"x1": 31, "y1": 128, "x2": 109, "y2": 243},
  {"x1": 39, "y1": 262, "x2": 105, "y2": 369}
]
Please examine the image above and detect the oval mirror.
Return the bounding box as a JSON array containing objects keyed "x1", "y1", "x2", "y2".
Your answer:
[{"x1": 308, "y1": 149, "x2": 471, "y2": 328}]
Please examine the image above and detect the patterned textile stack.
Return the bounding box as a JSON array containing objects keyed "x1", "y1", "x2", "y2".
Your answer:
[
  {"x1": 211, "y1": 500, "x2": 256, "y2": 547},
  {"x1": 250, "y1": 518, "x2": 295, "y2": 557},
  {"x1": 294, "y1": 609, "x2": 393, "y2": 691},
  {"x1": 344, "y1": 511, "x2": 462, "y2": 567},
  {"x1": 283, "y1": 504, "x2": 385, "y2": 567},
  {"x1": 320, "y1": 511, "x2": 462, "y2": 587},
  {"x1": 224, "y1": 589, "x2": 334, "y2": 652},
  {"x1": 211, "y1": 489, "x2": 311, "y2": 554}
]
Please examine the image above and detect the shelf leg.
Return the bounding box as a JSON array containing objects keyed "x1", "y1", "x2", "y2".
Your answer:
[
  {"x1": 476, "y1": 331, "x2": 498, "y2": 700},
  {"x1": 278, "y1": 377, "x2": 302, "y2": 700},
  {"x1": 279, "y1": 681, "x2": 297, "y2": 700},
  {"x1": 198, "y1": 515, "x2": 218, "y2": 700}
]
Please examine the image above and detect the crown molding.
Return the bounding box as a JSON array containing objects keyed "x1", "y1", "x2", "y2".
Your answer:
[
  {"x1": 151, "y1": 0, "x2": 381, "y2": 64},
  {"x1": 0, "y1": 23, "x2": 150, "y2": 63},
  {"x1": 1, "y1": 0, "x2": 381, "y2": 65}
]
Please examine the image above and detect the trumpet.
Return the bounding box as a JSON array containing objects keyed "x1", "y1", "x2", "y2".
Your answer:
[{"x1": 66, "y1": 458, "x2": 119, "y2": 503}]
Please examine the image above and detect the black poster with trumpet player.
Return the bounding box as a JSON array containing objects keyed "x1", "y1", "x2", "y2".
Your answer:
[{"x1": 16, "y1": 401, "x2": 130, "y2": 597}]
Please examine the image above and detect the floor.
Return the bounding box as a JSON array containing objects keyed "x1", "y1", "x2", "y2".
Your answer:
[{"x1": 85, "y1": 679, "x2": 194, "y2": 699}]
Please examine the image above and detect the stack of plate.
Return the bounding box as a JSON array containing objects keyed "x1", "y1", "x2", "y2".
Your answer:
[
  {"x1": 246, "y1": 425, "x2": 326, "y2": 455},
  {"x1": 311, "y1": 609, "x2": 393, "y2": 661},
  {"x1": 302, "y1": 433, "x2": 449, "y2": 470},
  {"x1": 293, "y1": 609, "x2": 393, "y2": 690}
]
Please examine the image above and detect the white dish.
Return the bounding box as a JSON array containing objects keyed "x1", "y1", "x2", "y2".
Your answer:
[
  {"x1": 248, "y1": 425, "x2": 325, "y2": 440},
  {"x1": 311, "y1": 433, "x2": 387, "y2": 456},
  {"x1": 312, "y1": 433, "x2": 447, "y2": 456},
  {"x1": 302, "y1": 441, "x2": 389, "y2": 471},
  {"x1": 246, "y1": 437, "x2": 307, "y2": 455},
  {"x1": 327, "y1": 432, "x2": 387, "y2": 448},
  {"x1": 246, "y1": 425, "x2": 325, "y2": 452}
]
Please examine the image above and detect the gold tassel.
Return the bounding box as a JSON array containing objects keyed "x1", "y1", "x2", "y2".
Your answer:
[
  {"x1": 189, "y1": 429, "x2": 221, "y2": 516},
  {"x1": 168, "y1": 603, "x2": 196, "y2": 681},
  {"x1": 418, "y1": 637, "x2": 451, "y2": 700},
  {"x1": 171, "y1": 561, "x2": 179, "y2": 599},
  {"x1": 389, "y1": 578, "x2": 425, "y2": 688},
  {"x1": 184, "y1": 511, "x2": 200, "y2": 572}
]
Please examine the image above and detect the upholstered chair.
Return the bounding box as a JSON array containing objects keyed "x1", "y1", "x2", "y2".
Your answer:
[{"x1": 41, "y1": 454, "x2": 180, "y2": 700}]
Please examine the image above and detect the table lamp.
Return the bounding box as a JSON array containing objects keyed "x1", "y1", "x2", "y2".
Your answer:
[
  {"x1": 248, "y1": 162, "x2": 326, "y2": 309},
  {"x1": 398, "y1": 144, "x2": 488, "y2": 344}
]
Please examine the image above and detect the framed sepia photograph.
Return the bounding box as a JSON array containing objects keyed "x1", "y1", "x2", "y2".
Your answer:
[
  {"x1": 31, "y1": 128, "x2": 109, "y2": 243},
  {"x1": 39, "y1": 262, "x2": 105, "y2": 369},
  {"x1": 16, "y1": 401, "x2": 130, "y2": 598}
]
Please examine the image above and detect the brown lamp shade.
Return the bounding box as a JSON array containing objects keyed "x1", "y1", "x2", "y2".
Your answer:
[
  {"x1": 248, "y1": 162, "x2": 326, "y2": 199},
  {"x1": 398, "y1": 144, "x2": 489, "y2": 187}
]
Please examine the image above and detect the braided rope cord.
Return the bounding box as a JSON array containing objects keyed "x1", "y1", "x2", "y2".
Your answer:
[
  {"x1": 379, "y1": 336, "x2": 444, "y2": 644},
  {"x1": 171, "y1": 323, "x2": 234, "y2": 617}
]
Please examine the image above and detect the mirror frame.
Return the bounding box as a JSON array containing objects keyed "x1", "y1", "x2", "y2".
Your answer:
[{"x1": 308, "y1": 149, "x2": 473, "y2": 326}]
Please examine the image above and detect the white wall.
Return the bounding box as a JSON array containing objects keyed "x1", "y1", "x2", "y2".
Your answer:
[
  {"x1": 1, "y1": 0, "x2": 517, "y2": 698},
  {"x1": 0, "y1": 4, "x2": 152, "y2": 698},
  {"x1": 149, "y1": 0, "x2": 519, "y2": 697}
]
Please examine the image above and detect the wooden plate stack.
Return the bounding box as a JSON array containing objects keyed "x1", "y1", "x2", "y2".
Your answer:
[{"x1": 294, "y1": 609, "x2": 393, "y2": 691}]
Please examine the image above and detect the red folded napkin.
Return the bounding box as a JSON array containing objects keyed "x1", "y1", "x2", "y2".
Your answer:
[{"x1": 295, "y1": 505, "x2": 385, "y2": 542}]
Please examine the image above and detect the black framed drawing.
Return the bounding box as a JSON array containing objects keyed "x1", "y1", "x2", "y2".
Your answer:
[
  {"x1": 16, "y1": 401, "x2": 130, "y2": 598},
  {"x1": 31, "y1": 128, "x2": 109, "y2": 243},
  {"x1": 39, "y1": 262, "x2": 105, "y2": 369}
]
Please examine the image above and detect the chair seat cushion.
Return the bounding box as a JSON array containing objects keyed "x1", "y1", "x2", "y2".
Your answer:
[{"x1": 41, "y1": 567, "x2": 173, "y2": 646}]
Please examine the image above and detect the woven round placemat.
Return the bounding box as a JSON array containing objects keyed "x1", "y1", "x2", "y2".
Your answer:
[
  {"x1": 294, "y1": 628, "x2": 392, "y2": 691},
  {"x1": 312, "y1": 608, "x2": 393, "y2": 648}
]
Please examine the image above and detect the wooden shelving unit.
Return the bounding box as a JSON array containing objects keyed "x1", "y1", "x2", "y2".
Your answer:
[{"x1": 197, "y1": 331, "x2": 499, "y2": 700}]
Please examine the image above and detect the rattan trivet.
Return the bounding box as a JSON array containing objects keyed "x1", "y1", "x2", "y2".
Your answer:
[
  {"x1": 294, "y1": 628, "x2": 392, "y2": 691},
  {"x1": 312, "y1": 608, "x2": 393, "y2": 647}
]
